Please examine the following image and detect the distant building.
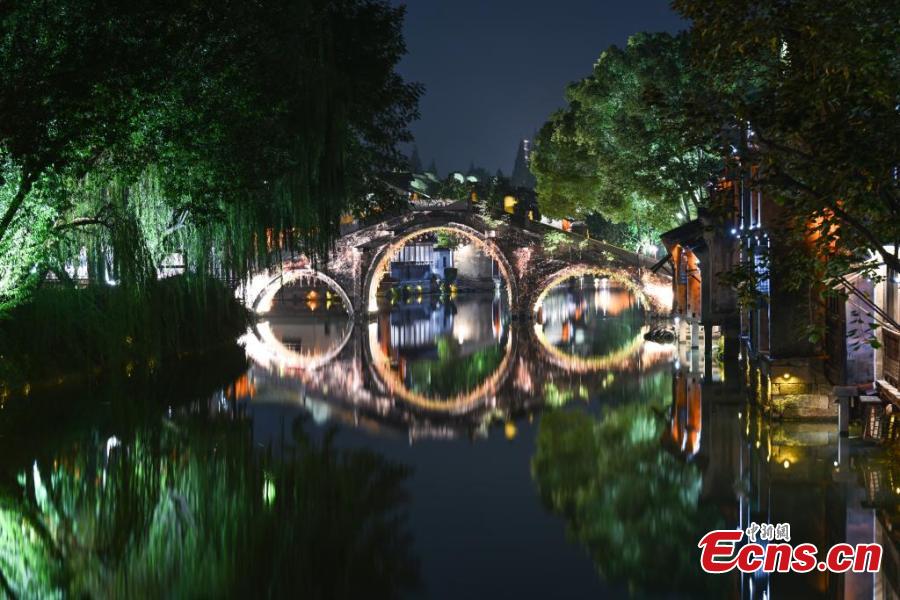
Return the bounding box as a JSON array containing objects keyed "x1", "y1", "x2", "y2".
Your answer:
[
  {"x1": 510, "y1": 138, "x2": 536, "y2": 190},
  {"x1": 388, "y1": 241, "x2": 454, "y2": 291}
]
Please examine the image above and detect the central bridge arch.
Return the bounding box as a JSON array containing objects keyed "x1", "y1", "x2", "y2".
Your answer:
[{"x1": 361, "y1": 222, "x2": 518, "y2": 314}]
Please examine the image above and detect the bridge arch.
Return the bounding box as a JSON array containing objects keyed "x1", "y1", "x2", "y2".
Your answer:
[
  {"x1": 361, "y1": 222, "x2": 518, "y2": 315},
  {"x1": 531, "y1": 264, "x2": 652, "y2": 315},
  {"x1": 241, "y1": 268, "x2": 355, "y2": 371},
  {"x1": 530, "y1": 264, "x2": 674, "y2": 373},
  {"x1": 251, "y1": 268, "x2": 355, "y2": 318}
]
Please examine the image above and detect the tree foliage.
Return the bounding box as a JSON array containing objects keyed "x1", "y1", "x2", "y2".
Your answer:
[
  {"x1": 675, "y1": 0, "x2": 900, "y2": 277},
  {"x1": 0, "y1": 0, "x2": 420, "y2": 305},
  {"x1": 531, "y1": 32, "x2": 722, "y2": 235}
]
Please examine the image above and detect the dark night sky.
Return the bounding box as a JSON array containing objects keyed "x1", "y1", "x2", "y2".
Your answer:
[{"x1": 391, "y1": 0, "x2": 685, "y2": 175}]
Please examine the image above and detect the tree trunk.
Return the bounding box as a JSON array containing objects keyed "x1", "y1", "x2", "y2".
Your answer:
[{"x1": 0, "y1": 170, "x2": 36, "y2": 246}]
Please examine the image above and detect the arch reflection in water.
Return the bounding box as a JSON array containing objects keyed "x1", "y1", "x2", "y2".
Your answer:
[
  {"x1": 368, "y1": 292, "x2": 513, "y2": 412},
  {"x1": 241, "y1": 272, "x2": 354, "y2": 372},
  {"x1": 533, "y1": 276, "x2": 671, "y2": 373}
]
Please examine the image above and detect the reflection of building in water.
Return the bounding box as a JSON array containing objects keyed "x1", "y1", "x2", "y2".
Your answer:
[
  {"x1": 857, "y1": 460, "x2": 900, "y2": 593},
  {"x1": 688, "y1": 372, "x2": 900, "y2": 599},
  {"x1": 384, "y1": 302, "x2": 454, "y2": 353},
  {"x1": 736, "y1": 417, "x2": 894, "y2": 598},
  {"x1": 668, "y1": 369, "x2": 702, "y2": 458},
  {"x1": 371, "y1": 295, "x2": 512, "y2": 403},
  {"x1": 660, "y1": 365, "x2": 900, "y2": 598},
  {"x1": 378, "y1": 296, "x2": 507, "y2": 360}
]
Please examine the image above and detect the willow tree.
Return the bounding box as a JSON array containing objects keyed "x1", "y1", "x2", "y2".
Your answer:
[
  {"x1": 531, "y1": 33, "x2": 722, "y2": 236},
  {"x1": 0, "y1": 0, "x2": 420, "y2": 304}
]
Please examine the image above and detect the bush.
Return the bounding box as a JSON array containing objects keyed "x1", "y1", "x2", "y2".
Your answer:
[{"x1": 0, "y1": 276, "x2": 249, "y2": 389}]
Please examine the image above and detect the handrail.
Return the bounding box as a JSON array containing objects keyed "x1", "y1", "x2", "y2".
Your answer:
[{"x1": 838, "y1": 275, "x2": 900, "y2": 333}]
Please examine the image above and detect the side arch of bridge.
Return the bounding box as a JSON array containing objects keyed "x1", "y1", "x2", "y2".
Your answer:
[
  {"x1": 240, "y1": 268, "x2": 356, "y2": 371},
  {"x1": 251, "y1": 267, "x2": 355, "y2": 318},
  {"x1": 525, "y1": 263, "x2": 672, "y2": 316}
]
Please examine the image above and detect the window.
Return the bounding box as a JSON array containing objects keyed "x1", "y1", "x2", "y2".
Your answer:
[{"x1": 755, "y1": 252, "x2": 769, "y2": 294}]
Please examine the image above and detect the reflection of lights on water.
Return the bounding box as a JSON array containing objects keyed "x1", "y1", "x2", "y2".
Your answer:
[
  {"x1": 454, "y1": 320, "x2": 472, "y2": 345},
  {"x1": 504, "y1": 422, "x2": 517, "y2": 440},
  {"x1": 106, "y1": 436, "x2": 121, "y2": 458},
  {"x1": 303, "y1": 396, "x2": 332, "y2": 424},
  {"x1": 263, "y1": 474, "x2": 276, "y2": 505}
]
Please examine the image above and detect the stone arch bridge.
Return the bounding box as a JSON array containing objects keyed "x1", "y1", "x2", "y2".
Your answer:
[{"x1": 239, "y1": 207, "x2": 672, "y2": 320}]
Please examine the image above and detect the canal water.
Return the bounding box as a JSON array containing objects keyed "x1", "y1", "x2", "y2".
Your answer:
[{"x1": 1, "y1": 278, "x2": 898, "y2": 598}]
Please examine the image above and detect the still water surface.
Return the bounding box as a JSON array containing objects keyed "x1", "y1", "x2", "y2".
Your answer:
[{"x1": 2, "y1": 281, "x2": 898, "y2": 598}]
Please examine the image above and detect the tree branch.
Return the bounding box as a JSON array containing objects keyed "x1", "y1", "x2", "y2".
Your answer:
[
  {"x1": 163, "y1": 210, "x2": 189, "y2": 237},
  {"x1": 778, "y1": 170, "x2": 900, "y2": 273},
  {"x1": 54, "y1": 216, "x2": 110, "y2": 232},
  {"x1": 0, "y1": 168, "x2": 37, "y2": 246}
]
